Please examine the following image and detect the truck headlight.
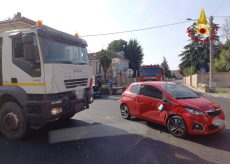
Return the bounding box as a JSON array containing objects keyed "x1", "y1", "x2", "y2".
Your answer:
[
  {"x1": 184, "y1": 107, "x2": 205, "y2": 116},
  {"x1": 51, "y1": 107, "x2": 62, "y2": 115}
]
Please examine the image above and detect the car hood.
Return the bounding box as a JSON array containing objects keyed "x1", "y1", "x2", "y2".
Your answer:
[{"x1": 176, "y1": 97, "x2": 218, "y2": 112}]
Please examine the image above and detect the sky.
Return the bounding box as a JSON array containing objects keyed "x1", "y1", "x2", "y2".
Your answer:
[{"x1": 1, "y1": 0, "x2": 230, "y2": 70}]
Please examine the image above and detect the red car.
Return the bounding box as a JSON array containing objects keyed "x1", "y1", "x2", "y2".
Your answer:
[{"x1": 120, "y1": 82, "x2": 225, "y2": 138}]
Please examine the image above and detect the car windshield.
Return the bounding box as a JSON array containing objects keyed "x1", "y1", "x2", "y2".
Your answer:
[
  {"x1": 161, "y1": 84, "x2": 199, "y2": 99},
  {"x1": 140, "y1": 67, "x2": 159, "y2": 76},
  {"x1": 40, "y1": 38, "x2": 90, "y2": 65}
]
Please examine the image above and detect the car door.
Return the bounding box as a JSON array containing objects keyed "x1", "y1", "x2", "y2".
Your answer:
[{"x1": 136, "y1": 84, "x2": 164, "y2": 124}]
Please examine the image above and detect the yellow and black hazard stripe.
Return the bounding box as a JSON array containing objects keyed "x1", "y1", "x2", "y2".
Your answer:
[{"x1": 3, "y1": 82, "x2": 46, "y2": 86}]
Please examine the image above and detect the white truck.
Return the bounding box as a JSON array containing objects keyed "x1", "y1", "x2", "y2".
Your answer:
[{"x1": 0, "y1": 22, "x2": 93, "y2": 139}]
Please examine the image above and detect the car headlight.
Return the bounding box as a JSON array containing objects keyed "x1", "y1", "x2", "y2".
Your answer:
[{"x1": 184, "y1": 107, "x2": 205, "y2": 116}]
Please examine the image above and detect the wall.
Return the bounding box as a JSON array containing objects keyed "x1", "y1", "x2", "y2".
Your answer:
[{"x1": 184, "y1": 72, "x2": 230, "y2": 88}]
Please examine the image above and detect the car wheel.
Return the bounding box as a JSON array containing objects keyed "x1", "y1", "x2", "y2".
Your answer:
[
  {"x1": 0, "y1": 102, "x2": 28, "y2": 140},
  {"x1": 167, "y1": 116, "x2": 187, "y2": 138},
  {"x1": 120, "y1": 104, "x2": 131, "y2": 119}
]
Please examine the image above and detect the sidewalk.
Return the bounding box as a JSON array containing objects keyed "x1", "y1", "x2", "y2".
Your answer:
[{"x1": 183, "y1": 83, "x2": 230, "y2": 99}]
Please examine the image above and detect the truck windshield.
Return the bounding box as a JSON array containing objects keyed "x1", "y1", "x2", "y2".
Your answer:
[
  {"x1": 140, "y1": 67, "x2": 159, "y2": 76},
  {"x1": 40, "y1": 39, "x2": 90, "y2": 65}
]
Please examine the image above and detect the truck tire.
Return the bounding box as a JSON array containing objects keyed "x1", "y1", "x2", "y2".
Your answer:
[{"x1": 0, "y1": 102, "x2": 27, "y2": 140}]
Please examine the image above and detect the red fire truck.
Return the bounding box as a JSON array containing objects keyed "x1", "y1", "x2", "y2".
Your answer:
[{"x1": 139, "y1": 65, "x2": 165, "y2": 81}]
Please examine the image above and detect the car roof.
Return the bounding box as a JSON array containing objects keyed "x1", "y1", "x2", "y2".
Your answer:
[{"x1": 130, "y1": 81, "x2": 176, "y2": 86}]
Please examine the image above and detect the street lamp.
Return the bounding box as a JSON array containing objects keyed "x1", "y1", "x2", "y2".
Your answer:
[{"x1": 186, "y1": 18, "x2": 193, "y2": 21}]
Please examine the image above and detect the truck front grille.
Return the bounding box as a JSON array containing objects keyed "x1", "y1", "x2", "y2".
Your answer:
[{"x1": 64, "y1": 78, "x2": 88, "y2": 89}]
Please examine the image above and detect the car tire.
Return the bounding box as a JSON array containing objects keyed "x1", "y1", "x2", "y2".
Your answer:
[
  {"x1": 0, "y1": 102, "x2": 27, "y2": 140},
  {"x1": 120, "y1": 104, "x2": 131, "y2": 119},
  {"x1": 167, "y1": 115, "x2": 187, "y2": 138}
]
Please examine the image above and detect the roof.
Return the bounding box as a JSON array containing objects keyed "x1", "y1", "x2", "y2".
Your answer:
[
  {"x1": 0, "y1": 17, "x2": 36, "y2": 26},
  {"x1": 141, "y1": 65, "x2": 161, "y2": 68},
  {"x1": 0, "y1": 17, "x2": 36, "y2": 33},
  {"x1": 0, "y1": 16, "x2": 87, "y2": 46},
  {"x1": 88, "y1": 53, "x2": 98, "y2": 60},
  {"x1": 88, "y1": 51, "x2": 129, "y2": 62}
]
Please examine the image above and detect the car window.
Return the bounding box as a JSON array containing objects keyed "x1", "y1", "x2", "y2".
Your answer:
[
  {"x1": 140, "y1": 85, "x2": 163, "y2": 99},
  {"x1": 130, "y1": 84, "x2": 140, "y2": 94},
  {"x1": 161, "y1": 84, "x2": 199, "y2": 99}
]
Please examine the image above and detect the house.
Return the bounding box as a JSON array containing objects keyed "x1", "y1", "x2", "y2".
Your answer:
[
  {"x1": 89, "y1": 51, "x2": 130, "y2": 86},
  {"x1": 0, "y1": 13, "x2": 36, "y2": 32},
  {"x1": 171, "y1": 70, "x2": 183, "y2": 79}
]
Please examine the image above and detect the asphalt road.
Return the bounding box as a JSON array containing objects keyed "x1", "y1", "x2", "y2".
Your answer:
[{"x1": 0, "y1": 94, "x2": 230, "y2": 164}]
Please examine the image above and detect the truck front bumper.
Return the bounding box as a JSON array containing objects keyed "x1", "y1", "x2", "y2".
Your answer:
[{"x1": 24, "y1": 89, "x2": 91, "y2": 129}]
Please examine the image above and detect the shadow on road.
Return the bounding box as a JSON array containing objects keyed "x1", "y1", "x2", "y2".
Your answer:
[
  {"x1": 130, "y1": 117, "x2": 230, "y2": 153},
  {"x1": 0, "y1": 120, "x2": 216, "y2": 164},
  {"x1": 187, "y1": 128, "x2": 230, "y2": 152},
  {"x1": 130, "y1": 117, "x2": 169, "y2": 133}
]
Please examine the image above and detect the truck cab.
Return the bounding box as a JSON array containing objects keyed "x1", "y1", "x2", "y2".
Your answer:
[
  {"x1": 139, "y1": 65, "x2": 165, "y2": 81},
  {"x1": 0, "y1": 24, "x2": 93, "y2": 139}
]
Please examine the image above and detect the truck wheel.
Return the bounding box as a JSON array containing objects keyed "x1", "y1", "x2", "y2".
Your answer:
[{"x1": 0, "y1": 102, "x2": 27, "y2": 140}]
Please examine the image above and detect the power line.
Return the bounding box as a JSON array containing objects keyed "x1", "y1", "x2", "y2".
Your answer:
[
  {"x1": 80, "y1": 16, "x2": 230, "y2": 37},
  {"x1": 80, "y1": 20, "x2": 193, "y2": 37},
  {"x1": 212, "y1": 0, "x2": 225, "y2": 15}
]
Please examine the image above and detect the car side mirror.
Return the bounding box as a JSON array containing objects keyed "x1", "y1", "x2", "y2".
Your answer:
[
  {"x1": 163, "y1": 98, "x2": 168, "y2": 103},
  {"x1": 196, "y1": 92, "x2": 203, "y2": 97},
  {"x1": 158, "y1": 104, "x2": 165, "y2": 112}
]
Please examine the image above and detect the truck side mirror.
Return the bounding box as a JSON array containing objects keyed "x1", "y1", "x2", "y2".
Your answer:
[
  {"x1": 22, "y1": 34, "x2": 36, "y2": 61},
  {"x1": 24, "y1": 44, "x2": 36, "y2": 61},
  {"x1": 22, "y1": 34, "x2": 35, "y2": 44}
]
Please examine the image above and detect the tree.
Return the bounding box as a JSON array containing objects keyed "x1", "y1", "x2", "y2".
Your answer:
[
  {"x1": 161, "y1": 57, "x2": 171, "y2": 78},
  {"x1": 107, "y1": 39, "x2": 127, "y2": 52},
  {"x1": 222, "y1": 18, "x2": 230, "y2": 48},
  {"x1": 98, "y1": 50, "x2": 112, "y2": 84},
  {"x1": 179, "y1": 30, "x2": 221, "y2": 75},
  {"x1": 214, "y1": 48, "x2": 230, "y2": 72},
  {"x1": 123, "y1": 39, "x2": 143, "y2": 77}
]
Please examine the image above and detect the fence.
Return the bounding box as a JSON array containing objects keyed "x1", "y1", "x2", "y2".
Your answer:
[{"x1": 184, "y1": 72, "x2": 230, "y2": 88}]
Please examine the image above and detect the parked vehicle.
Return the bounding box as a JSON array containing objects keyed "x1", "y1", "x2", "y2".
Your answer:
[
  {"x1": 139, "y1": 65, "x2": 164, "y2": 81},
  {"x1": 120, "y1": 82, "x2": 225, "y2": 138},
  {"x1": 0, "y1": 21, "x2": 93, "y2": 139}
]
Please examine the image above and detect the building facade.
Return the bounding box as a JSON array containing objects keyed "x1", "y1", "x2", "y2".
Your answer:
[{"x1": 89, "y1": 51, "x2": 130, "y2": 86}]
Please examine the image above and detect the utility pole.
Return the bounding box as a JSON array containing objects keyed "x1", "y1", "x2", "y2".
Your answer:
[
  {"x1": 209, "y1": 16, "x2": 214, "y2": 90},
  {"x1": 190, "y1": 51, "x2": 193, "y2": 86}
]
